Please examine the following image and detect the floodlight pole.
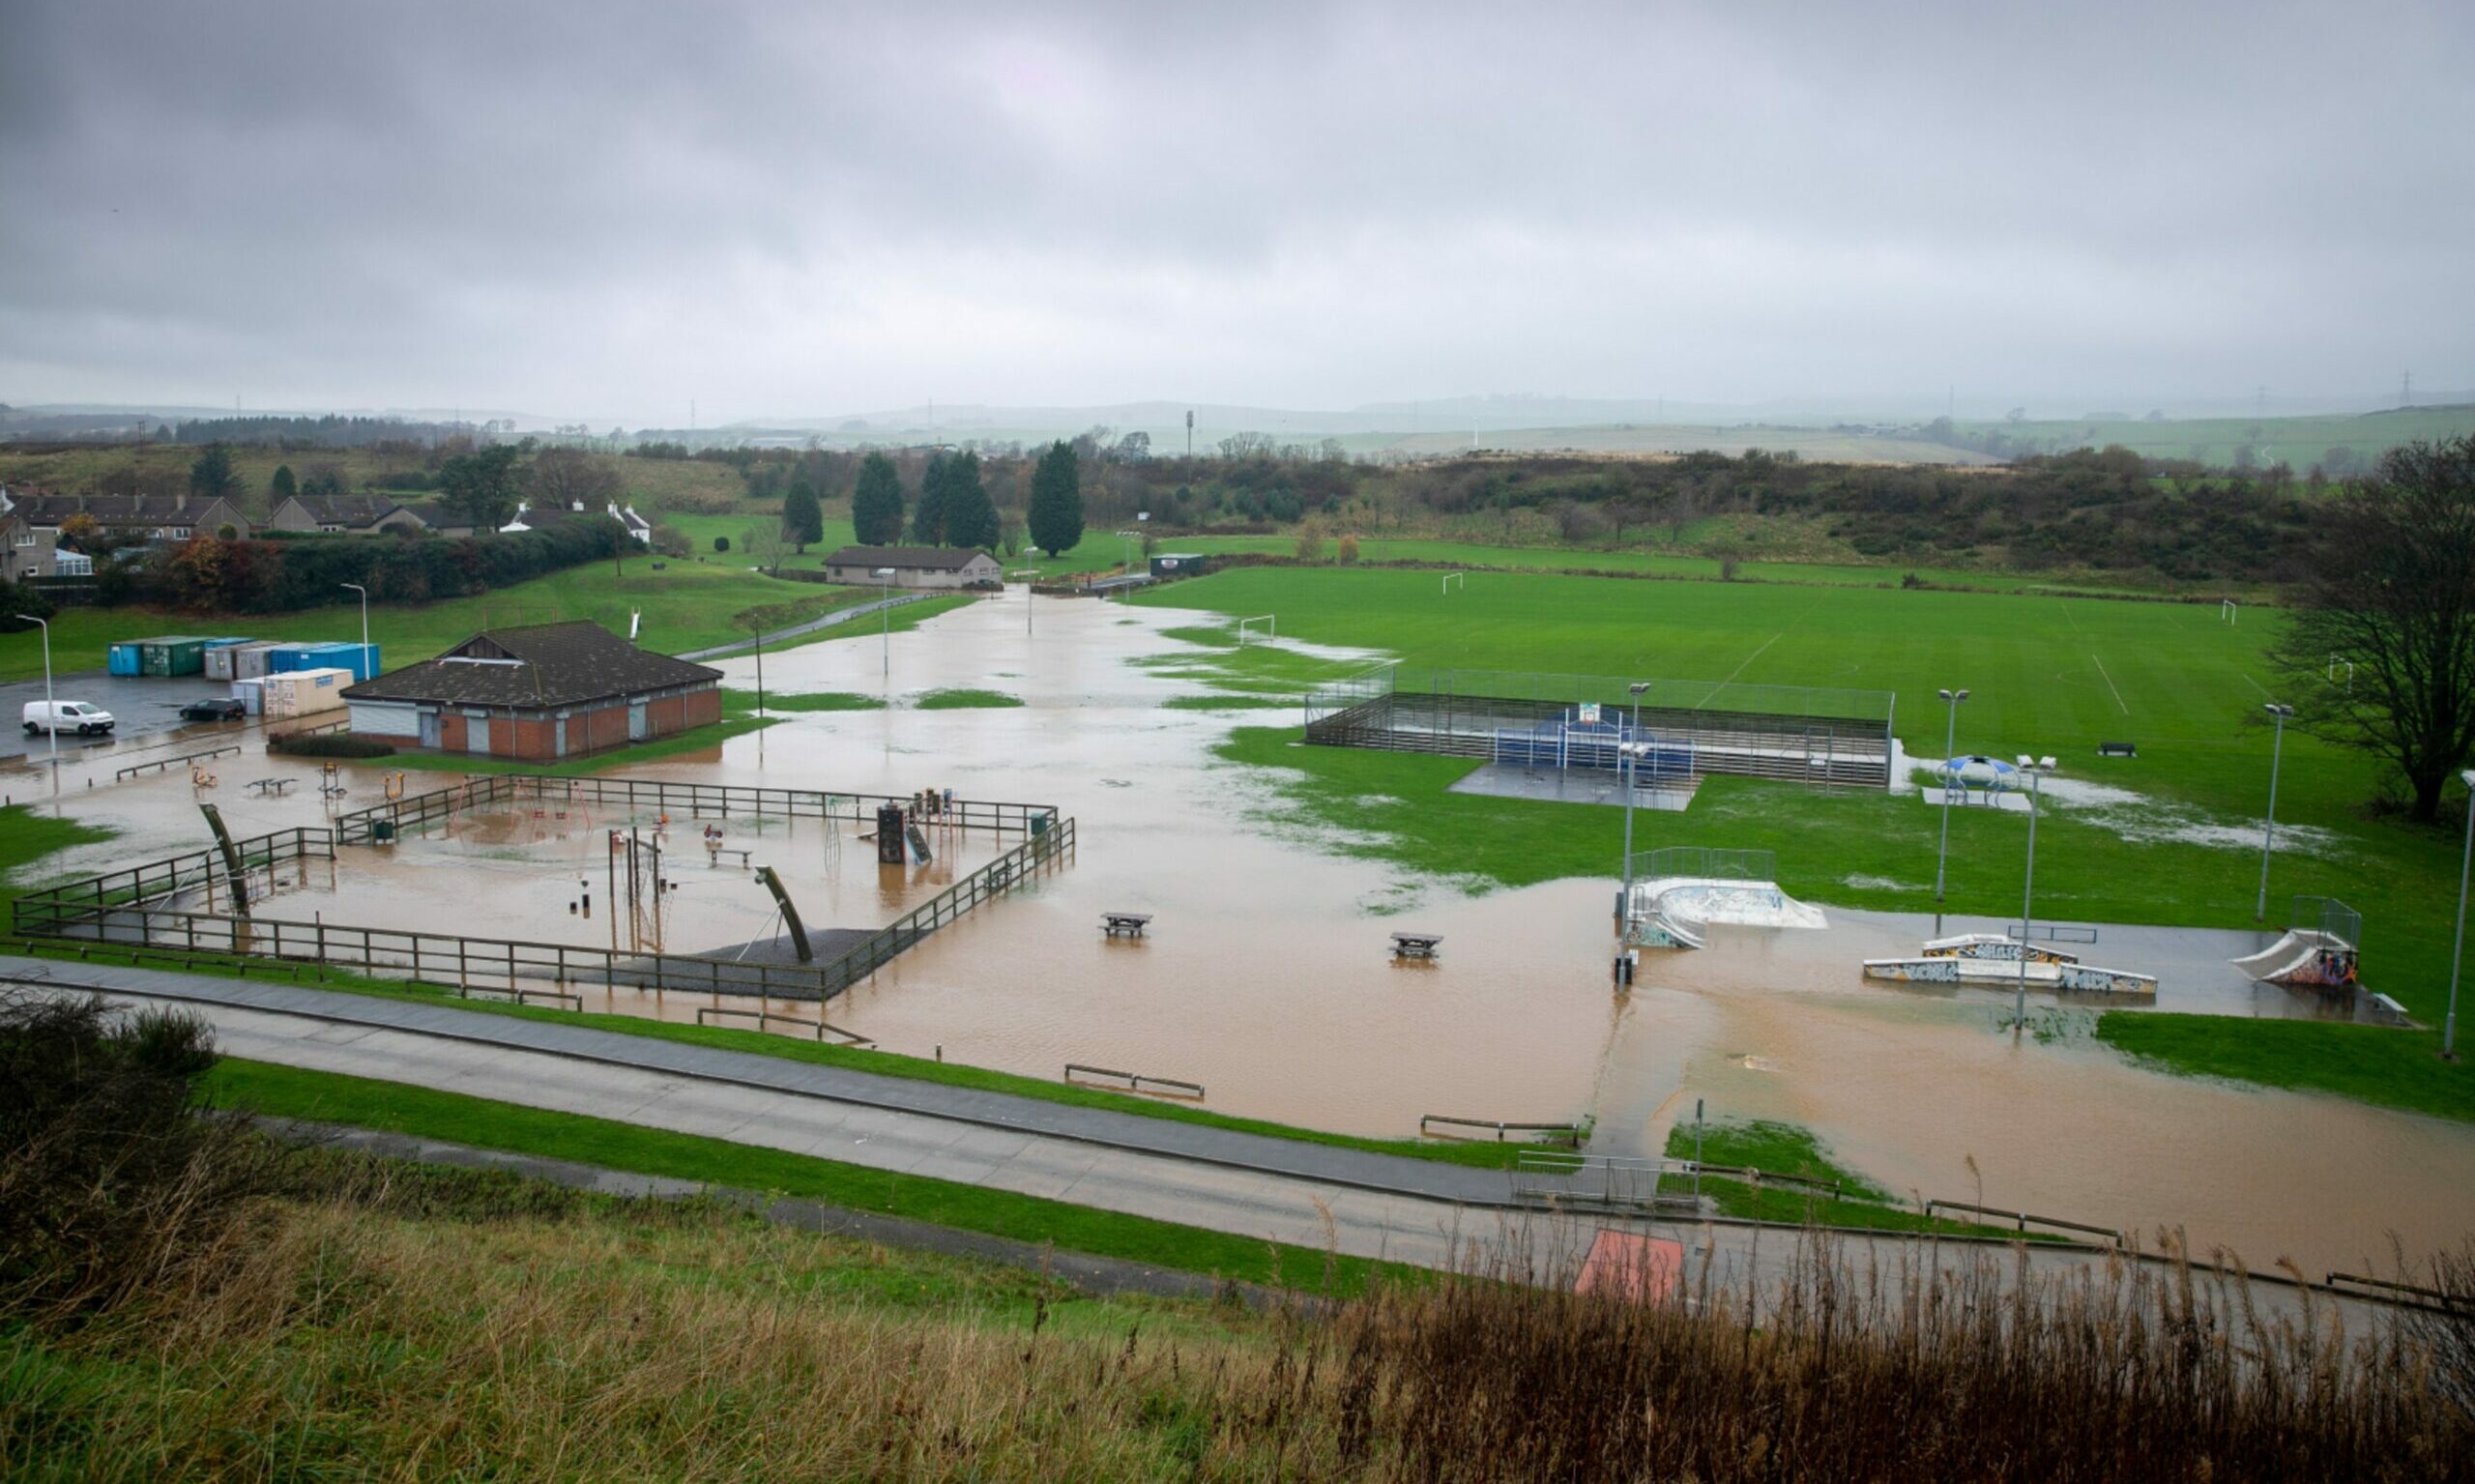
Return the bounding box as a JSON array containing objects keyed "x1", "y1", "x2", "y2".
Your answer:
[
  {"x1": 2256, "y1": 704, "x2": 2292, "y2": 922},
  {"x1": 15, "y1": 614, "x2": 54, "y2": 772},
  {"x1": 1619, "y1": 683, "x2": 1650, "y2": 921},
  {"x1": 2447, "y1": 769, "x2": 2475, "y2": 1061},
  {"x1": 874, "y1": 567, "x2": 896, "y2": 680},
  {"x1": 1934, "y1": 687, "x2": 1968, "y2": 933},
  {"x1": 1011, "y1": 566, "x2": 1039, "y2": 635},
  {"x1": 2014, "y1": 756, "x2": 2055, "y2": 1040}
]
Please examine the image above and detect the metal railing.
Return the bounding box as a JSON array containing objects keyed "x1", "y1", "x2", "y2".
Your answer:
[
  {"x1": 1306, "y1": 663, "x2": 1896, "y2": 728},
  {"x1": 1512, "y1": 1150, "x2": 1702, "y2": 1209},
  {"x1": 13, "y1": 799, "x2": 1074, "y2": 1006},
  {"x1": 115, "y1": 743, "x2": 245, "y2": 781},
  {"x1": 1922, "y1": 1199, "x2": 2124, "y2": 1246},
  {"x1": 696, "y1": 1004, "x2": 874, "y2": 1045},
  {"x1": 13, "y1": 826, "x2": 335, "y2": 922},
  {"x1": 2291, "y1": 894, "x2": 2363, "y2": 948},
  {"x1": 813, "y1": 819, "x2": 1075, "y2": 998},
  {"x1": 1625, "y1": 846, "x2": 1776, "y2": 884},
  {"x1": 333, "y1": 773, "x2": 1061, "y2": 845},
  {"x1": 1419, "y1": 1115, "x2": 1583, "y2": 1146},
  {"x1": 1064, "y1": 1062, "x2": 1206, "y2": 1099}
]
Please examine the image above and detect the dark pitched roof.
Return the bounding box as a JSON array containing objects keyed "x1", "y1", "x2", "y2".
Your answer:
[
  {"x1": 288, "y1": 493, "x2": 400, "y2": 526},
  {"x1": 393, "y1": 501, "x2": 468, "y2": 528},
  {"x1": 11, "y1": 492, "x2": 246, "y2": 527},
  {"x1": 341, "y1": 621, "x2": 720, "y2": 709},
  {"x1": 823, "y1": 544, "x2": 991, "y2": 569}
]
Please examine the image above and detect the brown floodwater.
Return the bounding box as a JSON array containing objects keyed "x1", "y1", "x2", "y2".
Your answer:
[{"x1": 12, "y1": 587, "x2": 2474, "y2": 1274}]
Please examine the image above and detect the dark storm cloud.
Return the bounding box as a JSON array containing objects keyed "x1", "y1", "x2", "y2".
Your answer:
[{"x1": 3, "y1": 0, "x2": 2468, "y2": 420}]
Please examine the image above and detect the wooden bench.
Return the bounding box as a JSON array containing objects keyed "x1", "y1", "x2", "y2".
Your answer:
[
  {"x1": 1390, "y1": 931, "x2": 1444, "y2": 960},
  {"x1": 2097, "y1": 742, "x2": 2137, "y2": 758},
  {"x1": 1102, "y1": 912, "x2": 1152, "y2": 939},
  {"x1": 248, "y1": 776, "x2": 295, "y2": 796}
]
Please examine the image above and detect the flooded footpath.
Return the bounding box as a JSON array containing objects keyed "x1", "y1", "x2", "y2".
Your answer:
[{"x1": 8, "y1": 588, "x2": 2472, "y2": 1275}]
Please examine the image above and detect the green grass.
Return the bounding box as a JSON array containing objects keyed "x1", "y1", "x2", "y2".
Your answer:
[
  {"x1": 722, "y1": 688, "x2": 886, "y2": 712},
  {"x1": 0, "y1": 561, "x2": 880, "y2": 682},
  {"x1": 912, "y1": 687, "x2": 1023, "y2": 710},
  {"x1": 0, "y1": 804, "x2": 114, "y2": 906},
  {"x1": 376, "y1": 715, "x2": 783, "y2": 776},
  {"x1": 1141, "y1": 565, "x2": 2475, "y2": 1121},
  {"x1": 1162, "y1": 694, "x2": 1302, "y2": 711},
  {"x1": 1658, "y1": 1119, "x2": 2062, "y2": 1240},
  {"x1": 2094, "y1": 1013, "x2": 2475, "y2": 1113},
  {"x1": 204, "y1": 1059, "x2": 1424, "y2": 1295}
]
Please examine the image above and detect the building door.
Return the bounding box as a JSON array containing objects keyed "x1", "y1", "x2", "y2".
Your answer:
[
  {"x1": 420, "y1": 710, "x2": 441, "y2": 748},
  {"x1": 627, "y1": 699, "x2": 650, "y2": 741},
  {"x1": 469, "y1": 713, "x2": 493, "y2": 754}
]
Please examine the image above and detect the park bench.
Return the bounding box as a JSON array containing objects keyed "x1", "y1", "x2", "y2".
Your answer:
[
  {"x1": 1102, "y1": 912, "x2": 1152, "y2": 939},
  {"x1": 247, "y1": 776, "x2": 295, "y2": 796},
  {"x1": 2097, "y1": 742, "x2": 2137, "y2": 758}
]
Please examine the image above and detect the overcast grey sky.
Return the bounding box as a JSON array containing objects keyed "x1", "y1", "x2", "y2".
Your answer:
[{"x1": 4, "y1": 0, "x2": 2469, "y2": 423}]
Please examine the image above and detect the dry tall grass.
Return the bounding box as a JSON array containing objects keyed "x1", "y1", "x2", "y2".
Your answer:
[{"x1": 6, "y1": 1174, "x2": 2469, "y2": 1482}]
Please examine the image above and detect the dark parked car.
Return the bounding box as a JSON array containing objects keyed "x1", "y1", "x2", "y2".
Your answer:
[{"x1": 179, "y1": 697, "x2": 247, "y2": 723}]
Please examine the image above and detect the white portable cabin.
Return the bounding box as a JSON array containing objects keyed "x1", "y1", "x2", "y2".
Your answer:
[
  {"x1": 229, "y1": 676, "x2": 268, "y2": 716},
  {"x1": 260, "y1": 666, "x2": 353, "y2": 718}
]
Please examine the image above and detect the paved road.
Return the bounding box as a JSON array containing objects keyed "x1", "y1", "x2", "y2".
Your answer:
[
  {"x1": 676, "y1": 594, "x2": 943, "y2": 662},
  {"x1": 0, "y1": 958, "x2": 2406, "y2": 1327},
  {"x1": 0, "y1": 668, "x2": 237, "y2": 761}
]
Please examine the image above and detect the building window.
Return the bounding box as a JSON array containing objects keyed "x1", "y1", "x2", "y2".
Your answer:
[{"x1": 10, "y1": 530, "x2": 31, "y2": 547}]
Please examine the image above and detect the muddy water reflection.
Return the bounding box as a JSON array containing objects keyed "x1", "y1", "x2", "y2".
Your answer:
[{"x1": 18, "y1": 588, "x2": 2475, "y2": 1272}]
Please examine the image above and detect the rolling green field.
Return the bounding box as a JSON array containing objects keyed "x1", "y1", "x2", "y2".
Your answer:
[
  {"x1": 1959, "y1": 405, "x2": 2475, "y2": 468},
  {"x1": 1033, "y1": 535, "x2": 2217, "y2": 595},
  {"x1": 1138, "y1": 567, "x2": 2473, "y2": 1120},
  {"x1": 0, "y1": 561, "x2": 876, "y2": 682}
]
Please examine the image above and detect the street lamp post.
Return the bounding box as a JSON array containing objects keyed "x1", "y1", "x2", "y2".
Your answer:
[
  {"x1": 873, "y1": 567, "x2": 896, "y2": 680},
  {"x1": 2014, "y1": 755, "x2": 2057, "y2": 1039},
  {"x1": 14, "y1": 614, "x2": 54, "y2": 771},
  {"x1": 2447, "y1": 769, "x2": 2475, "y2": 1061},
  {"x1": 2256, "y1": 704, "x2": 2293, "y2": 921},
  {"x1": 1934, "y1": 687, "x2": 1969, "y2": 931},
  {"x1": 339, "y1": 582, "x2": 369, "y2": 675},
  {"x1": 1010, "y1": 567, "x2": 1039, "y2": 635}
]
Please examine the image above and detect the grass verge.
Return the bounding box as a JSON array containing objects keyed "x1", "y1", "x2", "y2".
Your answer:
[
  {"x1": 1658, "y1": 1119, "x2": 2059, "y2": 1241},
  {"x1": 724, "y1": 688, "x2": 886, "y2": 712},
  {"x1": 204, "y1": 1059, "x2": 1424, "y2": 1295},
  {"x1": 914, "y1": 687, "x2": 1023, "y2": 710}
]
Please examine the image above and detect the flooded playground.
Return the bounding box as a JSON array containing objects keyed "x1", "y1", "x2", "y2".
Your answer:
[{"x1": 8, "y1": 588, "x2": 2474, "y2": 1275}]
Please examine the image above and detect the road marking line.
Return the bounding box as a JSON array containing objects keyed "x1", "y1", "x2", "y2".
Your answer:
[{"x1": 2092, "y1": 655, "x2": 2130, "y2": 714}]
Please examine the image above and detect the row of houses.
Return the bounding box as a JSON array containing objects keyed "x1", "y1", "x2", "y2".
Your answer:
[{"x1": 0, "y1": 487, "x2": 655, "y2": 582}]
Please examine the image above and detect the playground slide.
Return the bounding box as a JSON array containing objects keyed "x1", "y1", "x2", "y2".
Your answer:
[
  {"x1": 2230, "y1": 930, "x2": 2356, "y2": 988},
  {"x1": 904, "y1": 823, "x2": 934, "y2": 864}
]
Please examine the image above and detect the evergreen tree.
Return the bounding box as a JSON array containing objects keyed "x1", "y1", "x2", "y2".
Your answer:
[
  {"x1": 269, "y1": 464, "x2": 297, "y2": 504},
  {"x1": 782, "y1": 480, "x2": 825, "y2": 553},
  {"x1": 189, "y1": 444, "x2": 240, "y2": 503},
  {"x1": 942, "y1": 451, "x2": 1000, "y2": 550},
  {"x1": 913, "y1": 451, "x2": 950, "y2": 544},
  {"x1": 1026, "y1": 441, "x2": 1083, "y2": 556},
  {"x1": 850, "y1": 452, "x2": 905, "y2": 544}
]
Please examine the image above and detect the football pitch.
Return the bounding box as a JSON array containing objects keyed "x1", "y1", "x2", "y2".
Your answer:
[{"x1": 1138, "y1": 566, "x2": 2473, "y2": 1120}]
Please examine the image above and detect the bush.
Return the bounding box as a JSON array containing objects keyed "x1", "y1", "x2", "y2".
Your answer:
[
  {"x1": 650, "y1": 525, "x2": 691, "y2": 559},
  {"x1": 1295, "y1": 532, "x2": 1325, "y2": 562},
  {"x1": 1338, "y1": 534, "x2": 1360, "y2": 565},
  {"x1": 269, "y1": 733, "x2": 396, "y2": 758},
  {"x1": 713, "y1": 536, "x2": 730, "y2": 553},
  {"x1": 0, "y1": 988, "x2": 276, "y2": 1319}
]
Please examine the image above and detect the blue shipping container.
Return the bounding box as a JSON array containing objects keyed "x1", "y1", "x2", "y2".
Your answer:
[
  {"x1": 269, "y1": 642, "x2": 378, "y2": 682},
  {"x1": 107, "y1": 642, "x2": 144, "y2": 677}
]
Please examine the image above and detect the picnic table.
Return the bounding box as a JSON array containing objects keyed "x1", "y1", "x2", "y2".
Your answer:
[
  {"x1": 248, "y1": 776, "x2": 295, "y2": 797},
  {"x1": 1102, "y1": 912, "x2": 1152, "y2": 939},
  {"x1": 1390, "y1": 931, "x2": 1444, "y2": 960}
]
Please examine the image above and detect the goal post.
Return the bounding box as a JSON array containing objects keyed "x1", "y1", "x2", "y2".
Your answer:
[
  {"x1": 1441, "y1": 571, "x2": 1466, "y2": 595},
  {"x1": 2222, "y1": 599, "x2": 2238, "y2": 625},
  {"x1": 1238, "y1": 614, "x2": 1276, "y2": 645}
]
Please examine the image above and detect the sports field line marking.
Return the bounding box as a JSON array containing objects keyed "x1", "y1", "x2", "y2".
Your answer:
[
  {"x1": 2091, "y1": 654, "x2": 2130, "y2": 714},
  {"x1": 2240, "y1": 672, "x2": 2272, "y2": 699},
  {"x1": 1712, "y1": 630, "x2": 1787, "y2": 692}
]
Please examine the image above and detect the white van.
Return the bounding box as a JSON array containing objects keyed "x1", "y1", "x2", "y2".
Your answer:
[{"x1": 22, "y1": 701, "x2": 116, "y2": 736}]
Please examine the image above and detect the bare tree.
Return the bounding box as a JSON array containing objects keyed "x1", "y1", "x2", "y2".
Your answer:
[
  {"x1": 742, "y1": 520, "x2": 788, "y2": 576},
  {"x1": 529, "y1": 447, "x2": 624, "y2": 512},
  {"x1": 2267, "y1": 436, "x2": 2475, "y2": 821}
]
